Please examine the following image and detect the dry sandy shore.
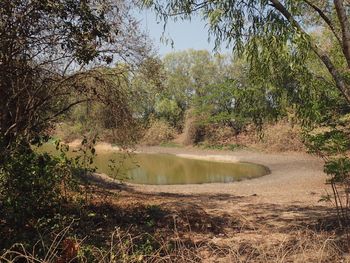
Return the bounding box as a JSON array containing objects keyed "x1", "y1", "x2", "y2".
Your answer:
[
  {"x1": 88, "y1": 143, "x2": 329, "y2": 206},
  {"x1": 88, "y1": 145, "x2": 341, "y2": 262}
]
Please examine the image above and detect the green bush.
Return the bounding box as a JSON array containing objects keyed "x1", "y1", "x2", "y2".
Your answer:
[
  {"x1": 0, "y1": 147, "x2": 62, "y2": 224},
  {"x1": 0, "y1": 140, "x2": 83, "y2": 225},
  {"x1": 154, "y1": 98, "x2": 182, "y2": 128},
  {"x1": 305, "y1": 129, "x2": 350, "y2": 227}
]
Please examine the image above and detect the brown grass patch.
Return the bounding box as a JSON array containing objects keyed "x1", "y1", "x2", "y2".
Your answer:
[
  {"x1": 1, "y1": 181, "x2": 348, "y2": 262},
  {"x1": 141, "y1": 119, "x2": 177, "y2": 146},
  {"x1": 232, "y1": 121, "x2": 305, "y2": 152}
]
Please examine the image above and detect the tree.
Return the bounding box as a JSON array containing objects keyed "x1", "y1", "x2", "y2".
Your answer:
[
  {"x1": 144, "y1": 0, "x2": 350, "y2": 226},
  {"x1": 144, "y1": 0, "x2": 350, "y2": 104},
  {"x1": 0, "y1": 0, "x2": 150, "y2": 150},
  {"x1": 162, "y1": 49, "x2": 231, "y2": 109},
  {"x1": 0, "y1": 0, "x2": 150, "y2": 224},
  {"x1": 129, "y1": 56, "x2": 166, "y2": 122}
]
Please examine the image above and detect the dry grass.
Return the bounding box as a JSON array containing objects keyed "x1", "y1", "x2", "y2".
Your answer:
[
  {"x1": 205, "y1": 230, "x2": 346, "y2": 263},
  {"x1": 232, "y1": 121, "x2": 305, "y2": 153},
  {"x1": 1, "y1": 224, "x2": 347, "y2": 263},
  {"x1": 203, "y1": 125, "x2": 237, "y2": 145},
  {"x1": 142, "y1": 120, "x2": 177, "y2": 146},
  {"x1": 0, "y1": 227, "x2": 201, "y2": 263},
  {"x1": 1, "y1": 178, "x2": 349, "y2": 263}
]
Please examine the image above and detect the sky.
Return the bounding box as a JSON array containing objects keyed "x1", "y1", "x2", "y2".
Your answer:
[{"x1": 136, "y1": 9, "x2": 231, "y2": 56}]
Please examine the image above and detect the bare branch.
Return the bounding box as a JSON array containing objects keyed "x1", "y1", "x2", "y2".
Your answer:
[
  {"x1": 269, "y1": 0, "x2": 350, "y2": 102},
  {"x1": 302, "y1": 0, "x2": 342, "y2": 45},
  {"x1": 334, "y1": 0, "x2": 350, "y2": 68}
]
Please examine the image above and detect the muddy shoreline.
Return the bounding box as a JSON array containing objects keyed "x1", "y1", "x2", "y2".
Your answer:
[{"x1": 79, "y1": 140, "x2": 329, "y2": 206}]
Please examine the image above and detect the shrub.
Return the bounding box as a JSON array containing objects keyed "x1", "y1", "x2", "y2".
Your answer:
[
  {"x1": 204, "y1": 125, "x2": 237, "y2": 145},
  {"x1": 0, "y1": 145, "x2": 64, "y2": 224},
  {"x1": 256, "y1": 122, "x2": 305, "y2": 152},
  {"x1": 0, "y1": 139, "x2": 86, "y2": 226},
  {"x1": 142, "y1": 120, "x2": 177, "y2": 146},
  {"x1": 182, "y1": 109, "x2": 205, "y2": 145},
  {"x1": 305, "y1": 128, "x2": 350, "y2": 227},
  {"x1": 154, "y1": 98, "x2": 182, "y2": 128}
]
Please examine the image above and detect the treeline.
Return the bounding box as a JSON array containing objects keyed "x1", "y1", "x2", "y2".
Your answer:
[
  {"x1": 61, "y1": 36, "x2": 346, "y2": 148},
  {"x1": 59, "y1": 50, "x2": 283, "y2": 145}
]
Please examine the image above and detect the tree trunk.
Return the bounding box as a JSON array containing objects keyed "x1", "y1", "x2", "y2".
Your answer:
[
  {"x1": 334, "y1": 0, "x2": 350, "y2": 68},
  {"x1": 270, "y1": 0, "x2": 350, "y2": 103}
]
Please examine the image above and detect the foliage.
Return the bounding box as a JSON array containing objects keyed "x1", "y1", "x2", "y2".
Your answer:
[
  {"x1": 154, "y1": 97, "x2": 182, "y2": 128},
  {"x1": 0, "y1": 142, "x2": 63, "y2": 224},
  {"x1": 144, "y1": 0, "x2": 350, "y2": 227},
  {"x1": 60, "y1": 58, "x2": 166, "y2": 144},
  {"x1": 129, "y1": 57, "x2": 167, "y2": 122},
  {"x1": 59, "y1": 66, "x2": 143, "y2": 146},
  {"x1": 0, "y1": 144, "x2": 77, "y2": 231},
  {"x1": 0, "y1": 0, "x2": 149, "y2": 148},
  {"x1": 144, "y1": 0, "x2": 350, "y2": 95},
  {"x1": 195, "y1": 77, "x2": 286, "y2": 133},
  {"x1": 142, "y1": 0, "x2": 350, "y2": 125},
  {"x1": 162, "y1": 50, "x2": 233, "y2": 111},
  {"x1": 142, "y1": 119, "x2": 177, "y2": 146},
  {"x1": 0, "y1": 0, "x2": 150, "y2": 226},
  {"x1": 305, "y1": 127, "x2": 350, "y2": 227}
]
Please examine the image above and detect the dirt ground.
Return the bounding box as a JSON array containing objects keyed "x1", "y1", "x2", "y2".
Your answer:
[
  {"x1": 85, "y1": 146, "x2": 349, "y2": 262},
  {"x1": 131, "y1": 146, "x2": 329, "y2": 205}
]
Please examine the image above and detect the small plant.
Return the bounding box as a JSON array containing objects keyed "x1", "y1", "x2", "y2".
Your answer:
[
  {"x1": 197, "y1": 142, "x2": 245, "y2": 151},
  {"x1": 0, "y1": 139, "x2": 67, "y2": 225},
  {"x1": 226, "y1": 143, "x2": 245, "y2": 151},
  {"x1": 107, "y1": 151, "x2": 133, "y2": 182},
  {"x1": 305, "y1": 129, "x2": 350, "y2": 228}
]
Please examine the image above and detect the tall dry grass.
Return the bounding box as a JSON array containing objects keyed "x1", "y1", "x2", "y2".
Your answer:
[
  {"x1": 1, "y1": 225, "x2": 348, "y2": 263},
  {"x1": 231, "y1": 121, "x2": 305, "y2": 152},
  {"x1": 141, "y1": 119, "x2": 177, "y2": 146}
]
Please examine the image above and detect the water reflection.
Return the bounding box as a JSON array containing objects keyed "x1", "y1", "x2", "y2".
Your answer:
[
  {"x1": 87, "y1": 151, "x2": 268, "y2": 185},
  {"x1": 39, "y1": 144, "x2": 269, "y2": 185}
]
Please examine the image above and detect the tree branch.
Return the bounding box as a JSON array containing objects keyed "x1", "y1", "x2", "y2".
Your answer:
[
  {"x1": 302, "y1": 0, "x2": 342, "y2": 45},
  {"x1": 334, "y1": 0, "x2": 350, "y2": 68},
  {"x1": 269, "y1": 0, "x2": 350, "y2": 103},
  {"x1": 30, "y1": 99, "x2": 89, "y2": 132}
]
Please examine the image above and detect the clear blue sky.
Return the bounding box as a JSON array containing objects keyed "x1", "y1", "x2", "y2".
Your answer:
[{"x1": 136, "y1": 10, "x2": 231, "y2": 56}]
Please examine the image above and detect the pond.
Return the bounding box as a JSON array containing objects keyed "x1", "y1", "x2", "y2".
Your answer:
[{"x1": 39, "y1": 144, "x2": 270, "y2": 185}]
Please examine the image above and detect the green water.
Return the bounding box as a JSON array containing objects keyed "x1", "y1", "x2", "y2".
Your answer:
[{"x1": 39, "y1": 144, "x2": 269, "y2": 185}]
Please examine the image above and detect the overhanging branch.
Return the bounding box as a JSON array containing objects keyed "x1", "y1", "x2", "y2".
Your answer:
[
  {"x1": 303, "y1": 0, "x2": 342, "y2": 46},
  {"x1": 269, "y1": 0, "x2": 350, "y2": 103}
]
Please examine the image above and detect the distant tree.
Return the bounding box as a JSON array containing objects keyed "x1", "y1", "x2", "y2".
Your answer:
[
  {"x1": 195, "y1": 79, "x2": 282, "y2": 132},
  {"x1": 129, "y1": 57, "x2": 166, "y2": 122},
  {"x1": 161, "y1": 49, "x2": 234, "y2": 122},
  {"x1": 154, "y1": 97, "x2": 182, "y2": 127},
  {"x1": 163, "y1": 50, "x2": 227, "y2": 107}
]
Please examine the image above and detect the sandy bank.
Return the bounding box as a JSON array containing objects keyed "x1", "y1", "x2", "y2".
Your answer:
[
  {"x1": 127, "y1": 146, "x2": 329, "y2": 206},
  {"x1": 175, "y1": 153, "x2": 240, "y2": 163},
  {"x1": 85, "y1": 143, "x2": 329, "y2": 206}
]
